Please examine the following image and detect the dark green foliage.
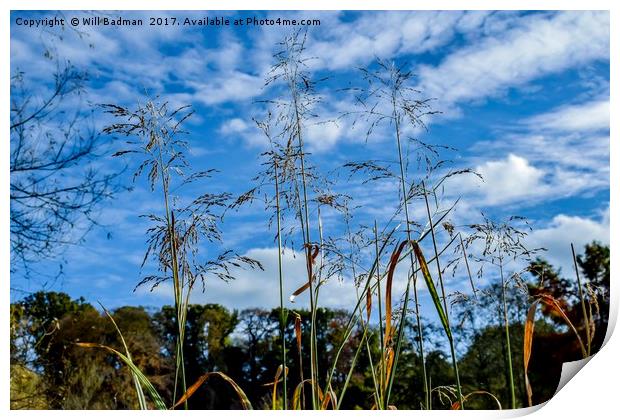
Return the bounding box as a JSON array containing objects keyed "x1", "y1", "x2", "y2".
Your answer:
[
  {"x1": 10, "y1": 293, "x2": 171, "y2": 409},
  {"x1": 153, "y1": 304, "x2": 239, "y2": 409},
  {"x1": 9, "y1": 242, "x2": 610, "y2": 409}
]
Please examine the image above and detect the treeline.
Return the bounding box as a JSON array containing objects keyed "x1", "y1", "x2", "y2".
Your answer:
[{"x1": 10, "y1": 242, "x2": 609, "y2": 410}]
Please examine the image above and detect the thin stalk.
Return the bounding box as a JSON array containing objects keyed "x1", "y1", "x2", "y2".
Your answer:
[
  {"x1": 460, "y1": 233, "x2": 477, "y2": 300},
  {"x1": 366, "y1": 344, "x2": 382, "y2": 410},
  {"x1": 274, "y1": 160, "x2": 288, "y2": 409},
  {"x1": 345, "y1": 210, "x2": 382, "y2": 408},
  {"x1": 155, "y1": 142, "x2": 187, "y2": 408},
  {"x1": 571, "y1": 243, "x2": 591, "y2": 356},
  {"x1": 290, "y1": 78, "x2": 318, "y2": 409},
  {"x1": 323, "y1": 230, "x2": 458, "y2": 396},
  {"x1": 428, "y1": 375, "x2": 432, "y2": 410},
  {"x1": 353, "y1": 284, "x2": 382, "y2": 409},
  {"x1": 385, "y1": 97, "x2": 428, "y2": 408},
  {"x1": 296, "y1": 313, "x2": 305, "y2": 410},
  {"x1": 315, "y1": 205, "x2": 325, "y2": 389},
  {"x1": 374, "y1": 221, "x2": 385, "y2": 404},
  {"x1": 290, "y1": 177, "x2": 308, "y2": 410},
  {"x1": 499, "y1": 257, "x2": 516, "y2": 409},
  {"x1": 337, "y1": 327, "x2": 369, "y2": 409},
  {"x1": 422, "y1": 182, "x2": 463, "y2": 409},
  {"x1": 323, "y1": 225, "x2": 400, "y2": 395}
]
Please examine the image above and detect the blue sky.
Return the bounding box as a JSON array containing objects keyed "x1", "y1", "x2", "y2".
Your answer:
[{"x1": 10, "y1": 10, "x2": 610, "y2": 319}]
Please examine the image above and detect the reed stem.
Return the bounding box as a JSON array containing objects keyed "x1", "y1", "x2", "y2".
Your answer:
[
  {"x1": 274, "y1": 160, "x2": 288, "y2": 409},
  {"x1": 422, "y1": 182, "x2": 463, "y2": 409},
  {"x1": 385, "y1": 95, "x2": 428, "y2": 408},
  {"x1": 571, "y1": 243, "x2": 591, "y2": 356}
]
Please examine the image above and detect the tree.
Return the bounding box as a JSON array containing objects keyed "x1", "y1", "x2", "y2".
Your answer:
[
  {"x1": 527, "y1": 241, "x2": 610, "y2": 354},
  {"x1": 10, "y1": 292, "x2": 172, "y2": 409},
  {"x1": 153, "y1": 303, "x2": 240, "y2": 409},
  {"x1": 10, "y1": 291, "x2": 104, "y2": 408},
  {"x1": 10, "y1": 55, "x2": 120, "y2": 273}
]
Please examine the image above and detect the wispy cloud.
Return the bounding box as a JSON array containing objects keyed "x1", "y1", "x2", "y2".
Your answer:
[
  {"x1": 523, "y1": 98, "x2": 609, "y2": 132},
  {"x1": 417, "y1": 11, "x2": 609, "y2": 113}
]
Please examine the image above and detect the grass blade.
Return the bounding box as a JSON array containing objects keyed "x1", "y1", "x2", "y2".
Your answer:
[
  {"x1": 366, "y1": 287, "x2": 372, "y2": 322},
  {"x1": 451, "y1": 391, "x2": 502, "y2": 410},
  {"x1": 171, "y1": 371, "x2": 252, "y2": 410},
  {"x1": 571, "y1": 243, "x2": 592, "y2": 356},
  {"x1": 292, "y1": 379, "x2": 323, "y2": 410},
  {"x1": 76, "y1": 342, "x2": 167, "y2": 410},
  {"x1": 412, "y1": 241, "x2": 451, "y2": 339},
  {"x1": 292, "y1": 380, "x2": 306, "y2": 410},
  {"x1": 99, "y1": 303, "x2": 147, "y2": 410},
  {"x1": 537, "y1": 294, "x2": 587, "y2": 357},
  {"x1": 385, "y1": 240, "x2": 409, "y2": 347},
  {"x1": 269, "y1": 365, "x2": 288, "y2": 410}
]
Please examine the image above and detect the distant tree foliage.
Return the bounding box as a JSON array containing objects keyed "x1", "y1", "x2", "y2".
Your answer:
[{"x1": 9, "y1": 242, "x2": 609, "y2": 410}]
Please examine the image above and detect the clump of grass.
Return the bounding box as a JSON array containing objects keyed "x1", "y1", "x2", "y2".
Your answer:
[
  {"x1": 348, "y1": 59, "x2": 434, "y2": 408},
  {"x1": 94, "y1": 99, "x2": 261, "y2": 409},
  {"x1": 463, "y1": 215, "x2": 542, "y2": 409},
  {"x1": 420, "y1": 180, "x2": 463, "y2": 408},
  {"x1": 232, "y1": 30, "x2": 354, "y2": 409},
  {"x1": 340, "y1": 58, "x2": 478, "y2": 409}
]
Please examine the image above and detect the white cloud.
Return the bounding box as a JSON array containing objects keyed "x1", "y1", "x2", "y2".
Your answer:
[
  {"x1": 137, "y1": 247, "x2": 361, "y2": 310},
  {"x1": 524, "y1": 99, "x2": 609, "y2": 132},
  {"x1": 306, "y1": 121, "x2": 344, "y2": 152},
  {"x1": 527, "y1": 207, "x2": 609, "y2": 274},
  {"x1": 418, "y1": 11, "x2": 609, "y2": 110},
  {"x1": 12, "y1": 11, "x2": 609, "y2": 114},
  {"x1": 220, "y1": 118, "x2": 249, "y2": 135},
  {"x1": 218, "y1": 116, "x2": 266, "y2": 147},
  {"x1": 189, "y1": 71, "x2": 264, "y2": 106},
  {"x1": 521, "y1": 134, "x2": 610, "y2": 173},
  {"x1": 477, "y1": 154, "x2": 544, "y2": 204},
  {"x1": 451, "y1": 154, "x2": 546, "y2": 206},
  {"x1": 304, "y1": 11, "x2": 502, "y2": 72}
]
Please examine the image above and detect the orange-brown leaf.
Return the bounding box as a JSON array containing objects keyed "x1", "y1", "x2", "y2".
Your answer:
[
  {"x1": 172, "y1": 372, "x2": 252, "y2": 410},
  {"x1": 366, "y1": 287, "x2": 372, "y2": 322},
  {"x1": 524, "y1": 300, "x2": 538, "y2": 406},
  {"x1": 538, "y1": 294, "x2": 587, "y2": 358},
  {"x1": 270, "y1": 365, "x2": 288, "y2": 410},
  {"x1": 384, "y1": 347, "x2": 395, "y2": 387},
  {"x1": 172, "y1": 373, "x2": 209, "y2": 409},
  {"x1": 451, "y1": 390, "x2": 502, "y2": 410},
  {"x1": 320, "y1": 388, "x2": 337, "y2": 410},
  {"x1": 290, "y1": 244, "x2": 320, "y2": 302},
  {"x1": 289, "y1": 282, "x2": 311, "y2": 302},
  {"x1": 385, "y1": 240, "x2": 409, "y2": 347}
]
